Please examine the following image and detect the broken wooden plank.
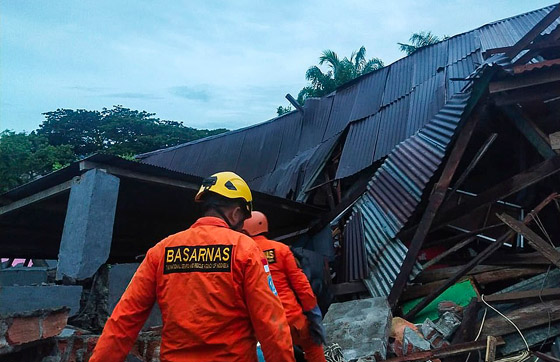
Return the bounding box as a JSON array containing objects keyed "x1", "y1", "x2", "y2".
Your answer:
[
  {"x1": 484, "y1": 250, "x2": 558, "y2": 266},
  {"x1": 421, "y1": 236, "x2": 478, "y2": 270},
  {"x1": 425, "y1": 224, "x2": 506, "y2": 247},
  {"x1": 497, "y1": 213, "x2": 560, "y2": 268},
  {"x1": 452, "y1": 298, "x2": 480, "y2": 344},
  {"x1": 483, "y1": 41, "x2": 560, "y2": 59},
  {"x1": 483, "y1": 288, "x2": 560, "y2": 303},
  {"x1": 532, "y1": 351, "x2": 560, "y2": 362},
  {"x1": 502, "y1": 106, "x2": 557, "y2": 159},
  {"x1": 485, "y1": 336, "x2": 498, "y2": 362},
  {"x1": 489, "y1": 68, "x2": 560, "y2": 93},
  {"x1": 432, "y1": 157, "x2": 560, "y2": 231},
  {"x1": 381, "y1": 338, "x2": 505, "y2": 362},
  {"x1": 480, "y1": 299, "x2": 560, "y2": 337},
  {"x1": 504, "y1": 4, "x2": 560, "y2": 60},
  {"x1": 513, "y1": 25, "x2": 560, "y2": 66},
  {"x1": 403, "y1": 193, "x2": 558, "y2": 319},
  {"x1": 446, "y1": 133, "x2": 498, "y2": 201},
  {"x1": 415, "y1": 265, "x2": 507, "y2": 284},
  {"x1": 403, "y1": 267, "x2": 546, "y2": 301},
  {"x1": 550, "y1": 131, "x2": 560, "y2": 150},
  {"x1": 387, "y1": 108, "x2": 484, "y2": 309},
  {"x1": 330, "y1": 281, "x2": 368, "y2": 296},
  {"x1": 493, "y1": 81, "x2": 560, "y2": 106}
]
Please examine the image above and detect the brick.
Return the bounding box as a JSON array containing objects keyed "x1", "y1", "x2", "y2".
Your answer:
[
  {"x1": 6, "y1": 316, "x2": 41, "y2": 345},
  {"x1": 42, "y1": 310, "x2": 69, "y2": 338}
]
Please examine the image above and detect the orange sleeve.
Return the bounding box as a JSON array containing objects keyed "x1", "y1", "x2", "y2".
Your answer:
[
  {"x1": 243, "y1": 243, "x2": 295, "y2": 362},
  {"x1": 89, "y1": 246, "x2": 159, "y2": 362},
  {"x1": 282, "y1": 247, "x2": 317, "y2": 312}
]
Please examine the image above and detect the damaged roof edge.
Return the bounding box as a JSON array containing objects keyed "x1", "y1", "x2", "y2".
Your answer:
[{"x1": 0, "y1": 153, "x2": 324, "y2": 217}]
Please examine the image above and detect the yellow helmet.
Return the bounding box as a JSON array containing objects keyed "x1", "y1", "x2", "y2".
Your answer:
[{"x1": 195, "y1": 171, "x2": 253, "y2": 214}]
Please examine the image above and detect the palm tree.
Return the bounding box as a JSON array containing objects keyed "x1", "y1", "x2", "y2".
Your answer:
[
  {"x1": 398, "y1": 31, "x2": 446, "y2": 55},
  {"x1": 296, "y1": 46, "x2": 384, "y2": 104}
]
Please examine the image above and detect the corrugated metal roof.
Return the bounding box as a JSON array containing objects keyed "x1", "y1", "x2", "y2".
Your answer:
[
  {"x1": 341, "y1": 209, "x2": 368, "y2": 282},
  {"x1": 139, "y1": 5, "x2": 558, "y2": 199},
  {"x1": 351, "y1": 91, "x2": 472, "y2": 297},
  {"x1": 478, "y1": 6, "x2": 560, "y2": 51},
  {"x1": 349, "y1": 66, "x2": 390, "y2": 122},
  {"x1": 357, "y1": 192, "x2": 423, "y2": 297},
  {"x1": 323, "y1": 84, "x2": 359, "y2": 140},
  {"x1": 336, "y1": 114, "x2": 381, "y2": 180}
]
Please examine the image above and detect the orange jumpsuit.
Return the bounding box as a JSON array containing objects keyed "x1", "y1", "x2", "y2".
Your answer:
[
  {"x1": 253, "y1": 235, "x2": 326, "y2": 362},
  {"x1": 90, "y1": 217, "x2": 294, "y2": 362}
]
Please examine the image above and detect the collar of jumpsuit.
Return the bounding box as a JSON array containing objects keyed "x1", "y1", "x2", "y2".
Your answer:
[{"x1": 191, "y1": 216, "x2": 231, "y2": 229}]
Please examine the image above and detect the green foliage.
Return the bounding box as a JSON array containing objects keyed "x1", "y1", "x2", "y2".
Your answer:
[
  {"x1": 276, "y1": 105, "x2": 293, "y2": 116},
  {"x1": 297, "y1": 46, "x2": 384, "y2": 105},
  {"x1": 0, "y1": 131, "x2": 75, "y2": 192},
  {"x1": 398, "y1": 31, "x2": 449, "y2": 55},
  {"x1": 39, "y1": 106, "x2": 227, "y2": 157},
  {"x1": 1, "y1": 105, "x2": 228, "y2": 192}
]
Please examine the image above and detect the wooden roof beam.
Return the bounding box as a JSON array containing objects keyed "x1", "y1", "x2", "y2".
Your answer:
[
  {"x1": 489, "y1": 67, "x2": 560, "y2": 93},
  {"x1": 505, "y1": 4, "x2": 560, "y2": 60}
]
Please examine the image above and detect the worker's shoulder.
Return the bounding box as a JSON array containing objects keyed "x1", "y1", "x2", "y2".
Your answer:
[{"x1": 268, "y1": 238, "x2": 291, "y2": 253}]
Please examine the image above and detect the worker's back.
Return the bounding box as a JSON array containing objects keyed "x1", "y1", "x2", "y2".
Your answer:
[
  {"x1": 253, "y1": 235, "x2": 317, "y2": 322},
  {"x1": 92, "y1": 217, "x2": 294, "y2": 362}
]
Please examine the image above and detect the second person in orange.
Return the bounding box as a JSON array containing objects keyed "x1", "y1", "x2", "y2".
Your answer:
[{"x1": 244, "y1": 211, "x2": 327, "y2": 362}]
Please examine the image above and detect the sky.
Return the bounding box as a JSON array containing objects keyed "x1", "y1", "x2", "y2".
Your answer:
[{"x1": 0, "y1": 0, "x2": 556, "y2": 133}]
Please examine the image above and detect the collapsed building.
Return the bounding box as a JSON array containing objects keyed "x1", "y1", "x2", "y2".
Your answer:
[{"x1": 2, "y1": 4, "x2": 560, "y2": 361}]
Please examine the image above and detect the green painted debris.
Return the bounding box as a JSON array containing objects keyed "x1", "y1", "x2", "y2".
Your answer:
[{"x1": 401, "y1": 278, "x2": 478, "y2": 323}]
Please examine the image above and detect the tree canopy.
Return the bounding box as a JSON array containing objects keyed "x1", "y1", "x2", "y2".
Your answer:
[
  {"x1": 398, "y1": 31, "x2": 448, "y2": 55},
  {"x1": 295, "y1": 46, "x2": 384, "y2": 106},
  {"x1": 0, "y1": 106, "x2": 228, "y2": 192}
]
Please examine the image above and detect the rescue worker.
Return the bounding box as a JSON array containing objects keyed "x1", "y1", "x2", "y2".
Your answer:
[
  {"x1": 243, "y1": 211, "x2": 327, "y2": 362},
  {"x1": 90, "y1": 172, "x2": 295, "y2": 362}
]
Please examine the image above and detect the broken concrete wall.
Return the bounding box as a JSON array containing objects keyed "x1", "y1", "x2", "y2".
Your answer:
[
  {"x1": 0, "y1": 267, "x2": 48, "y2": 286},
  {"x1": 0, "y1": 286, "x2": 82, "y2": 316},
  {"x1": 0, "y1": 308, "x2": 69, "y2": 356}
]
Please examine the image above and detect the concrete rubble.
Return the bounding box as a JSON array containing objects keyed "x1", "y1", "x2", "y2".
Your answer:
[{"x1": 323, "y1": 298, "x2": 392, "y2": 361}]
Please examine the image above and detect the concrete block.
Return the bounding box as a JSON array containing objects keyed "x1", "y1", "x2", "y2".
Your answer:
[
  {"x1": 323, "y1": 297, "x2": 392, "y2": 361},
  {"x1": 402, "y1": 327, "x2": 430, "y2": 354},
  {"x1": 0, "y1": 285, "x2": 82, "y2": 316},
  {"x1": 108, "y1": 264, "x2": 162, "y2": 329},
  {"x1": 0, "y1": 267, "x2": 48, "y2": 286},
  {"x1": 57, "y1": 169, "x2": 120, "y2": 281}
]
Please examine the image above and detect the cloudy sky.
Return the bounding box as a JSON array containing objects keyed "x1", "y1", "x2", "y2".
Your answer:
[{"x1": 1, "y1": 0, "x2": 556, "y2": 132}]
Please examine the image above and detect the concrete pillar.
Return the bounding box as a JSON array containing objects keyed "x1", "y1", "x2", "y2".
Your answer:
[{"x1": 57, "y1": 169, "x2": 120, "y2": 281}]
